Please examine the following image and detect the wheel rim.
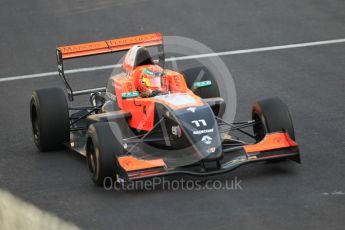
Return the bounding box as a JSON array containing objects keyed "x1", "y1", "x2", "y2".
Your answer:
[
  {"x1": 253, "y1": 113, "x2": 266, "y2": 142},
  {"x1": 31, "y1": 105, "x2": 40, "y2": 144},
  {"x1": 87, "y1": 142, "x2": 97, "y2": 177}
]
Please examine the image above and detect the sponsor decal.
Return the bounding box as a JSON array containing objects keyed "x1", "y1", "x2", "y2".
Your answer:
[
  {"x1": 187, "y1": 107, "x2": 196, "y2": 113},
  {"x1": 207, "y1": 147, "x2": 216, "y2": 153},
  {"x1": 193, "y1": 128, "x2": 214, "y2": 135},
  {"x1": 201, "y1": 135, "x2": 212, "y2": 145},
  {"x1": 174, "y1": 75, "x2": 183, "y2": 89},
  {"x1": 172, "y1": 126, "x2": 182, "y2": 138},
  {"x1": 229, "y1": 158, "x2": 246, "y2": 164}
]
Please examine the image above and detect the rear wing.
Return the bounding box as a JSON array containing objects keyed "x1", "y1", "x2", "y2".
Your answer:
[{"x1": 56, "y1": 33, "x2": 164, "y2": 101}]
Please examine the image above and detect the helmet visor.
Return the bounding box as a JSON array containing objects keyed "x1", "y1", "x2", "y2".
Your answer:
[{"x1": 142, "y1": 76, "x2": 161, "y2": 88}]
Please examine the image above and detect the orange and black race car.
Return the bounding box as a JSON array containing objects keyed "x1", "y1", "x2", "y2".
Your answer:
[{"x1": 30, "y1": 33, "x2": 300, "y2": 186}]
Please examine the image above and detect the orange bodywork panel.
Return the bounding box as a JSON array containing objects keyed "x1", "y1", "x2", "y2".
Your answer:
[
  {"x1": 244, "y1": 132, "x2": 297, "y2": 153},
  {"x1": 164, "y1": 70, "x2": 189, "y2": 93},
  {"x1": 151, "y1": 91, "x2": 204, "y2": 110},
  {"x1": 125, "y1": 99, "x2": 156, "y2": 131},
  {"x1": 118, "y1": 156, "x2": 166, "y2": 172},
  {"x1": 112, "y1": 66, "x2": 203, "y2": 131},
  {"x1": 113, "y1": 74, "x2": 156, "y2": 131},
  {"x1": 58, "y1": 33, "x2": 163, "y2": 59}
]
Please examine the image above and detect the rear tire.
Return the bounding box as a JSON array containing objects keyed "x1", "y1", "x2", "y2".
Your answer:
[
  {"x1": 30, "y1": 88, "x2": 70, "y2": 151},
  {"x1": 252, "y1": 97, "x2": 295, "y2": 142},
  {"x1": 86, "y1": 122, "x2": 125, "y2": 186}
]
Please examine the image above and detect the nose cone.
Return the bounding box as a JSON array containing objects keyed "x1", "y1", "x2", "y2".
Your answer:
[{"x1": 174, "y1": 104, "x2": 223, "y2": 160}]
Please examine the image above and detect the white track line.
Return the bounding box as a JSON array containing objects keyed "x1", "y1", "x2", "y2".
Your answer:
[{"x1": 1, "y1": 38, "x2": 345, "y2": 83}]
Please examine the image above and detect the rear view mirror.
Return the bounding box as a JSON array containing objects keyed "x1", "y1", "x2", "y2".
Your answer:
[
  {"x1": 193, "y1": 80, "x2": 212, "y2": 89},
  {"x1": 122, "y1": 91, "x2": 140, "y2": 99}
]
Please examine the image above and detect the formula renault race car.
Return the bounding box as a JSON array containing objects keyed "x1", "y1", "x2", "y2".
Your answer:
[{"x1": 30, "y1": 33, "x2": 300, "y2": 186}]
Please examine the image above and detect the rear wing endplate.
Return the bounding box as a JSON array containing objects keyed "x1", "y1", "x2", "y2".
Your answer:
[{"x1": 56, "y1": 33, "x2": 164, "y2": 101}]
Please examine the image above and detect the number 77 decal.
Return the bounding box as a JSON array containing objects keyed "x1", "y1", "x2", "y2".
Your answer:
[{"x1": 191, "y1": 119, "x2": 207, "y2": 127}]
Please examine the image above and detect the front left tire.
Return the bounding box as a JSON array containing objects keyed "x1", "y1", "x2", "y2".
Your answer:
[{"x1": 86, "y1": 122, "x2": 125, "y2": 186}]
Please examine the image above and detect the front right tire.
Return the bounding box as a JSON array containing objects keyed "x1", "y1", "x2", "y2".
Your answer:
[{"x1": 252, "y1": 97, "x2": 295, "y2": 142}]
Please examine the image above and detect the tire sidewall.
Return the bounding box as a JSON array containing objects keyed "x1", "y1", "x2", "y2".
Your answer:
[
  {"x1": 30, "y1": 88, "x2": 70, "y2": 151},
  {"x1": 86, "y1": 122, "x2": 125, "y2": 186},
  {"x1": 252, "y1": 97, "x2": 295, "y2": 142}
]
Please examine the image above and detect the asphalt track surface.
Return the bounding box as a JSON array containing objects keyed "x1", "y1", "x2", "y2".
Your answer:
[{"x1": 1, "y1": 0, "x2": 345, "y2": 229}]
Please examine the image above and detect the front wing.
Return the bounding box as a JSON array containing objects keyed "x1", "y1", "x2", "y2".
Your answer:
[{"x1": 117, "y1": 132, "x2": 300, "y2": 181}]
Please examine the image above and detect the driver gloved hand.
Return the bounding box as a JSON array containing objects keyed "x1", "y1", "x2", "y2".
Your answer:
[
  {"x1": 151, "y1": 90, "x2": 162, "y2": 97},
  {"x1": 140, "y1": 90, "x2": 162, "y2": 97}
]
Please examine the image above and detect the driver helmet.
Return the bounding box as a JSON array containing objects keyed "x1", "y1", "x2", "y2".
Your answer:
[{"x1": 141, "y1": 65, "x2": 164, "y2": 89}]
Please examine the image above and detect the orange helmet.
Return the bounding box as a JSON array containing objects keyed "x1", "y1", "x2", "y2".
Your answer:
[{"x1": 141, "y1": 65, "x2": 164, "y2": 89}]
